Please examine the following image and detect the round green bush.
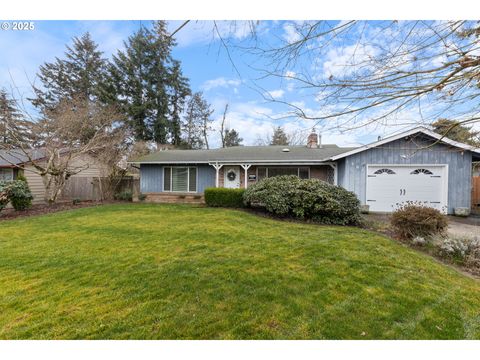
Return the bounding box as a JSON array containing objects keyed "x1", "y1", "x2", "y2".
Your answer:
[
  {"x1": 114, "y1": 190, "x2": 133, "y2": 202},
  {"x1": 390, "y1": 202, "x2": 448, "y2": 240},
  {"x1": 0, "y1": 180, "x2": 33, "y2": 212},
  {"x1": 243, "y1": 175, "x2": 361, "y2": 225},
  {"x1": 6, "y1": 180, "x2": 33, "y2": 211}
]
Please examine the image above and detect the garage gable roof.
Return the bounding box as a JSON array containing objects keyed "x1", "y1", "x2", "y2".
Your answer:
[{"x1": 329, "y1": 126, "x2": 480, "y2": 161}]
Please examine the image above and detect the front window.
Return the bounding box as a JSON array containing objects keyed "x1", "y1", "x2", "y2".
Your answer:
[
  {"x1": 163, "y1": 167, "x2": 197, "y2": 192},
  {"x1": 0, "y1": 168, "x2": 13, "y2": 181},
  {"x1": 257, "y1": 167, "x2": 309, "y2": 181}
]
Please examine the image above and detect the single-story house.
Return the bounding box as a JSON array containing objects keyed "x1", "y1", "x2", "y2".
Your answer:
[
  {"x1": 131, "y1": 127, "x2": 480, "y2": 214},
  {"x1": 0, "y1": 149, "x2": 108, "y2": 204}
]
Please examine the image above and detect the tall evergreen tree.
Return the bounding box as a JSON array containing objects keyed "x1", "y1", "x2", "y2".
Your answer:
[
  {"x1": 270, "y1": 126, "x2": 289, "y2": 145},
  {"x1": 223, "y1": 129, "x2": 243, "y2": 147},
  {"x1": 31, "y1": 32, "x2": 108, "y2": 111},
  {"x1": 0, "y1": 89, "x2": 32, "y2": 146},
  {"x1": 108, "y1": 21, "x2": 190, "y2": 144},
  {"x1": 432, "y1": 119, "x2": 479, "y2": 146},
  {"x1": 168, "y1": 60, "x2": 190, "y2": 146},
  {"x1": 182, "y1": 92, "x2": 213, "y2": 149}
]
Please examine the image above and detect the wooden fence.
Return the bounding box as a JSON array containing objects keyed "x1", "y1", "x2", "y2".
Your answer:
[
  {"x1": 472, "y1": 176, "x2": 480, "y2": 214},
  {"x1": 62, "y1": 177, "x2": 102, "y2": 201},
  {"x1": 62, "y1": 176, "x2": 140, "y2": 202}
]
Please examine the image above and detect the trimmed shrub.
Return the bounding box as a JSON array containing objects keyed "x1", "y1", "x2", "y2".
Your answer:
[
  {"x1": 390, "y1": 202, "x2": 448, "y2": 240},
  {"x1": 205, "y1": 188, "x2": 245, "y2": 208},
  {"x1": 243, "y1": 175, "x2": 361, "y2": 225},
  {"x1": 0, "y1": 181, "x2": 9, "y2": 213},
  {"x1": 114, "y1": 190, "x2": 133, "y2": 202},
  {"x1": 72, "y1": 198, "x2": 82, "y2": 205},
  {"x1": 138, "y1": 193, "x2": 147, "y2": 201},
  {"x1": 7, "y1": 180, "x2": 33, "y2": 211},
  {"x1": 0, "y1": 180, "x2": 33, "y2": 212}
]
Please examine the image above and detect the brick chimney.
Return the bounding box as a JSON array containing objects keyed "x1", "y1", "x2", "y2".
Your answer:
[{"x1": 307, "y1": 130, "x2": 321, "y2": 148}]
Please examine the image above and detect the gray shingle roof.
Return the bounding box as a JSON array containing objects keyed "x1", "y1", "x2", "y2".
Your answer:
[
  {"x1": 132, "y1": 145, "x2": 357, "y2": 164},
  {"x1": 0, "y1": 149, "x2": 46, "y2": 167}
]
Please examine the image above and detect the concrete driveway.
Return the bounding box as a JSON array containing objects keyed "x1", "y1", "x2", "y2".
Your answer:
[{"x1": 448, "y1": 217, "x2": 480, "y2": 239}]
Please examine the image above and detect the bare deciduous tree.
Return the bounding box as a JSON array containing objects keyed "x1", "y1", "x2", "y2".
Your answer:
[
  {"x1": 219, "y1": 103, "x2": 229, "y2": 148},
  {"x1": 227, "y1": 21, "x2": 480, "y2": 138},
  {"x1": 0, "y1": 96, "x2": 126, "y2": 204}
]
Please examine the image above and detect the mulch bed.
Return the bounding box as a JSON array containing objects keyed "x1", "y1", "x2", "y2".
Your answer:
[{"x1": 0, "y1": 201, "x2": 114, "y2": 221}]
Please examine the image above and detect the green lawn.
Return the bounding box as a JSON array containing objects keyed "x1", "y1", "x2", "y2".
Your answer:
[{"x1": 1, "y1": 204, "x2": 480, "y2": 339}]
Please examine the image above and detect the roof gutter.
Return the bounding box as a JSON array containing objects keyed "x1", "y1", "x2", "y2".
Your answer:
[{"x1": 128, "y1": 159, "x2": 338, "y2": 165}]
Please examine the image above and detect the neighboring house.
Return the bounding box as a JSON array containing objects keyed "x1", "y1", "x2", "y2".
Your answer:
[
  {"x1": 0, "y1": 149, "x2": 108, "y2": 204},
  {"x1": 131, "y1": 127, "x2": 480, "y2": 214}
]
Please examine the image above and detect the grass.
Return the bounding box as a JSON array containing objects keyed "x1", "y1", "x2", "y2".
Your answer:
[{"x1": 1, "y1": 203, "x2": 480, "y2": 339}]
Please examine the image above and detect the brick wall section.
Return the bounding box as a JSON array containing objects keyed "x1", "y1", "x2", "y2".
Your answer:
[
  {"x1": 310, "y1": 165, "x2": 331, "y2": 182},
  {"x1": 144, "y1": 193, "x2": 205, "y2": 204}
]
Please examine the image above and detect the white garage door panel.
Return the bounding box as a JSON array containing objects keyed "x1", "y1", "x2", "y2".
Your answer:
[{"x1": 366, "y1": 165, "x2": 447, "y2": 213}]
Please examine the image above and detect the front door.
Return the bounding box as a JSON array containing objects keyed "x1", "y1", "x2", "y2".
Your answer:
[{"x1": 224, "y1": 166, "x2": 241, "y2": 188}]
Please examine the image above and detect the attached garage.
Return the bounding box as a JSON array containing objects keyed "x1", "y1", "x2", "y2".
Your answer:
[
  {"x1": 366, "y1": 164, "x2": 448, "y2": 213},
  {"x1": 332, "y1": 127, "x2": 480, "y2": 214}
]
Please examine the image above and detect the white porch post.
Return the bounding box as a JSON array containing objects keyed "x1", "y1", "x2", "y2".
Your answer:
[
  {"x1": 240, "y1": 164, "x2": 252, "y2": 189},
  {"x1": 210, "y1": 162, "x2": 224, "y2": 188}
]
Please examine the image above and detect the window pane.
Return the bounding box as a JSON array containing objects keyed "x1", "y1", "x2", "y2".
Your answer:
[
  {"x1": 257, "y1": 167, "x2": 267, "y2": 181},
  {"x1": 172, "y1": 167, "x2": 188, "y2": 192},
  {"x1": 299, "y1": 167, "x2": 309, "y2": 179},
  {"x1": 189, "y1": 168, "x2": 197, "y2": 192},
  {"x1": 164, "y1": 167, "x2": 171, "y2": 191},
  {"x1": 0, "y1": 169, "x2": 13, "y2": 181},
  {"x1": 268, "y1": 167, "x2": 298, "y2": 178}
]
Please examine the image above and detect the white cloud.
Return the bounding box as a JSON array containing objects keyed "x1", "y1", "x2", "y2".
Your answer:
[
  {"x1": 322, "y1": 43, "x2": 379, "y2": 78},
  {"x1": 79, "y1": 21, "x2": 131, "y2": 56},
  {"x1": 265, "y1": 89, "x2": 285, "y2": 99},
  {"x1": 201, "y1": 77, "x2": 242, "y2": 91},
  {"x1": 282, "y1": 23, "x2": 301, "y2": 44},
  {"x1": 168, "y1": 20, "x2": 254, "y2": 48},
  {"x1": 205, "y1": 98, "x2": 368, "y2": 148},
  {"x1": 284, "y1": 70, "x2": 296, "y2": 79}
]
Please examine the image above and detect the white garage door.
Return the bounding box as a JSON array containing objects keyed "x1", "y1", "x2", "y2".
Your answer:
[{"x1": 366, "y1": 165, "x2": 448, "y2": 213}]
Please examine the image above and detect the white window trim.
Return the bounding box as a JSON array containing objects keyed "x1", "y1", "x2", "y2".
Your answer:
[
  {"x1": 163, "y1": 166, "x2": 198, "y2": 193},
  {"x1": 0, "y1": 168, "x2": 14, "y2": 181}
]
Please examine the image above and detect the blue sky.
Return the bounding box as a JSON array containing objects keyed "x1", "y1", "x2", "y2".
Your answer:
[{"x1": 0, "y1": 20, "x2": 434, "y2": 148}]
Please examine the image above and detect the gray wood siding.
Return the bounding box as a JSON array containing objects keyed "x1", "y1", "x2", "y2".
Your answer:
[
  {"x1": 140, "y1": 164, "x2": 163, "y2": 193},
  {"x1": 337, "y1": 136, "x2": 473, "y2": 213},
  {"x1": 140, "y1": 164, "x2": 215, "y2": 193},
  {"x1": 198, "y1": 165, "x2": 216, "y2": 191}
]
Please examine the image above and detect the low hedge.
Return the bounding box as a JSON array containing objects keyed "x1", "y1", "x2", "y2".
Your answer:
[
  {"x1": 391, "y1": 202, "x2": 448, "y2": 240},
  {"x1": 205, "y1": 188, "x2": 245, "y2": 208},
  {"x1": 243, "y1": 175, "x2": 361, "y2": 225}
]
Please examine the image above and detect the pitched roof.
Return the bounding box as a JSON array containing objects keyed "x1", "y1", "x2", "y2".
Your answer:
[
  {"x1": 0, "y1": 149, "x2": 46, "y2": 167},
  {"x1": 329, "y1": 126, "x2": 480, "y2": 161},
  {"x1": 132, "y1": 144, "x2": 358, "y2": 164}
]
